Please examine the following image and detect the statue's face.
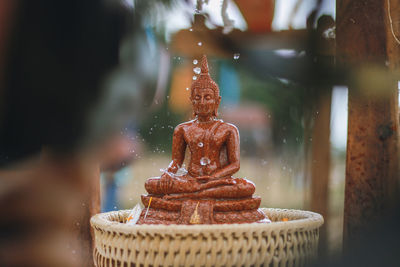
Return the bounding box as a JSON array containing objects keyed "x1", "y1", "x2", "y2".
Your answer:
[{"x1": 192, "y1": 88, "x2": 219, "y2": 116}]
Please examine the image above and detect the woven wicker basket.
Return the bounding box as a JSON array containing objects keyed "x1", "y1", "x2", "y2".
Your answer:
[{"x1": 91, "y1": 208, "x2": 323, "y2": 267}]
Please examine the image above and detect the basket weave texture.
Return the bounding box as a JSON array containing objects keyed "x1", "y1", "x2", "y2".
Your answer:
[{"x1": 91, "y1": 208, "x2": 323, "y2": 267}]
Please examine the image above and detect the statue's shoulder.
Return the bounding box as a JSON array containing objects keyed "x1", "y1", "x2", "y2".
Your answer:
[
  {"x1": 219, "y1": 121, "x2": 239, "y2": 133},
  {"x1": 175, "y1": 120, "x2": 196, "y2": 131}
]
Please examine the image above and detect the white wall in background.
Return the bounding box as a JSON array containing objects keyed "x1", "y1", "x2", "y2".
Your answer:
[{"x1": 330, "y1": 86, "x2": 348, "y2": 151}]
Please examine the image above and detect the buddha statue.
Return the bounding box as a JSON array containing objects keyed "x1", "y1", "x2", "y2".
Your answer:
[{"x1": 137, "y1": 55, "x2": 268, "y2": 224}]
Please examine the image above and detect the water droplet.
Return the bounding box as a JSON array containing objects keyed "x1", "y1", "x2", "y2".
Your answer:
[
  {"x1": 193, "y1": 76, "x2": 197, "y2": 80},
  {"x1": 186, "y1": 87, "x2": 189, "y2": 91},
  {"x1": 193, "y1": 59, "x2": 198, "y2": 65},
  {"x1": 200, "y1": 157, "x2": 210, "y2": 166},
  {"x1": 198, "y1": 142, "x2": 204, "y2": 147},
  {"x1": 176, "y1": 167, "x2": 188, "y2": 177},
  {"x1": 197, "y1": 42, "x2": 202, "y2": 46},
  {"x1": 193, "y1": 67, "x2": 201, "y2": 74},
  {"x1": 233, "y1": 53, "x2": 240, "y2": 60},
  {"x1": 113, "y1": 206, "x2": 117, "y2": 209},
  {"x1": 283, "y1": 138, "x2": 287, "y2": 144},
  {"x1": 189, "y1": 28, "x2": 193, "y2": 32}
]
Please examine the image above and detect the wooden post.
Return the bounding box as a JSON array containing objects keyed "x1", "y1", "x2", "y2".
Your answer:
[
  {"x1": 309, "y1": 15, "x2": 335, "y2": 257},
  {"x1": 385, "y1": 0, "x2": 400, "y2": 69},
  {"x1": 337, "y1": 0, "x2": 399, "y2": 244},
  {"x1": 310, "y1": 89, "x2": 332, "y2": 257}
]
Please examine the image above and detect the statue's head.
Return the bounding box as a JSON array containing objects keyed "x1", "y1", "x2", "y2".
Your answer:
[{"x1": 190, "y1": 55, "x2": 221, "y2": 118}]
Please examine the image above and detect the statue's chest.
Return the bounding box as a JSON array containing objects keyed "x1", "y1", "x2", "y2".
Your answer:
[{"x1": 184, "y1": 127, "x2": 225, "y2": 152}]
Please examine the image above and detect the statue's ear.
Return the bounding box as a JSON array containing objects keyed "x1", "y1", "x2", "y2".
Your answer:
[
  {"x1": 214, "y1": 96, "x2": 221, "y2": 117},
  {"x1": 190, "y1": 95, "x2": 196, "y2": 118}
]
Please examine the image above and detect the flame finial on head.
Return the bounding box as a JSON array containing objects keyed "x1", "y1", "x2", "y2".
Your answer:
[
  {"x1": 190, "y1": 55, "x2": 219, "y2": 98},
  {"x1": 200, "y1": 55, "x2": 209, "y2": 74}
]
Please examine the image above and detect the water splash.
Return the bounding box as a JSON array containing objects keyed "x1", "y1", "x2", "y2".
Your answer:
[
  {"x1": 160, "y1": 167, "x2": 187, "y2": 178},
  {"x1": 176, "y1": 167, "x2": 188, "y2": 177},
  {"x1": 200, "y1": 157, "x2": 210, "y2": 166},
  {"x1": 160, "y1": 168, "x2": 176, "y2": 178}
]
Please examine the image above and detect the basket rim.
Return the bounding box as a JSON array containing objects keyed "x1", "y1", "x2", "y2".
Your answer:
[{"x1": 91, "y1": 208, "x2": 324, "y2": 236}]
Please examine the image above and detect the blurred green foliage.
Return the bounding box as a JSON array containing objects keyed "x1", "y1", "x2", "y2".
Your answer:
[
  {"x1": 239, "y1": 68, "x2": 308, "y2": 150},
  {"x1": 138, "y1": 101, "x2": 184, "y2": 153}
]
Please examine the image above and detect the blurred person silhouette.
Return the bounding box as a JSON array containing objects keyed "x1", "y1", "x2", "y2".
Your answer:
[{"x1": 0, "y1": 0, "x2": 157, "y2": 266}]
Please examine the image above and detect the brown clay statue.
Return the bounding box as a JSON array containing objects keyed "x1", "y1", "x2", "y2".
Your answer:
[{"x1": 137, "y1": 55, "x2": 269, "y2": 224}]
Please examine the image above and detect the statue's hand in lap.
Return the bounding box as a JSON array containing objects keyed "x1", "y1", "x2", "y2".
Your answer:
[
  {"x1": 196, "y1": 175, "x2": 236, "y2": 185},
  {"x1": 196, "y1": 175, "x2": 212, "y2": 182},
  {"x1": 160, "y1": 172, "x2": 174, "y2": 194}
]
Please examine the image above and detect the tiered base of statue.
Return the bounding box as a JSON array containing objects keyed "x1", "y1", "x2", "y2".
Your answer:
[
  {"x1": 137, "y1": 177, "x2": 268, "y2": 224},
  {"x1": 138, "y1": 195, "x2": 267, "y2": 224}
]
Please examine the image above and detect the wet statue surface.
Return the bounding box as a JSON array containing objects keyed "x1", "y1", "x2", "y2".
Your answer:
[{"x1": 138, "y1": 55, "x2": 268, "y2": 224}]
